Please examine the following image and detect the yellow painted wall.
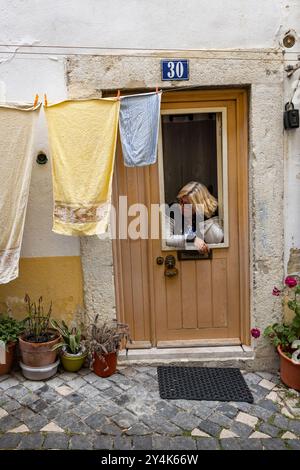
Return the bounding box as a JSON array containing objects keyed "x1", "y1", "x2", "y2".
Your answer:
[{"x1": 0, "y1": 256, "x2": 84, "y2": 324}]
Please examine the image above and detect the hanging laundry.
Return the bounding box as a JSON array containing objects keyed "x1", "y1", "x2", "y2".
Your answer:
[
  {"x1": 45, "y1": 98, "x2": 120, "y2": 236},
  {"x1": 119, "y1": 91, "x2": 162, "y2": 167},
  {"x1": 0, "y1": 101, "x2": 41, "y2": 284}
]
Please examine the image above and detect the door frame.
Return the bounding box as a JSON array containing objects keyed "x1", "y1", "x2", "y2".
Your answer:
[{"x1": 112, "y1": 88, "x2": 250, "y2": 346}]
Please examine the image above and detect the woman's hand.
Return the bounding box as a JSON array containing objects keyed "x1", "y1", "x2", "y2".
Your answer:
[{"x1": 194, "y1": 237, "x2": 209, "y2": 254}]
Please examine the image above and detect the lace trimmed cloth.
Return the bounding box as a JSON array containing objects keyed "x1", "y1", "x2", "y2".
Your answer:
[{"x1": 44, "y1": 98, "x2": 120, "y2": 236}]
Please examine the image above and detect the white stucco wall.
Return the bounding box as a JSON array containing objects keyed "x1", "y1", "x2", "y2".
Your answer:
[
  {"x1": 0, "y1": 0, "x2": 286, "y2": 50},
  {"x1": 284, "y1": 72, "x2": 300, "y2": 274},
  {"x1": 0, "y1": 1, "x2": 299, "y2": 285}
]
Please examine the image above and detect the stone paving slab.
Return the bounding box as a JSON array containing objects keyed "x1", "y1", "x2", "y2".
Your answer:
[{"x1": 0, "y1": 367, "x2": 299, "y2": 450}]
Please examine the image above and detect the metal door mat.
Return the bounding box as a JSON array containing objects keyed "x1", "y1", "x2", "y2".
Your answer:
[{"x1": 157, "y1": 366, "x2": 254, "y2": 403}]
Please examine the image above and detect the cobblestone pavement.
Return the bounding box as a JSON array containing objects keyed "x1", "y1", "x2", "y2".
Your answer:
[{"x1": 0, "y1": 366, "x2": 300, "y2": 450}]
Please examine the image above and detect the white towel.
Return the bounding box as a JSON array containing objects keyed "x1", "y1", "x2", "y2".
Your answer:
[
  {"x1": 119, "y1": 92, "x2": 162, "y2": 167},
  {"x1": 0, "y1": 102, "x2": 40, "y2": 284}
]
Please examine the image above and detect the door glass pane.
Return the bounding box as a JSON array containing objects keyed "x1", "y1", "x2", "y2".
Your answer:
[{"x1": 160, "y1": 111, "x2": 228, "y2": 250}]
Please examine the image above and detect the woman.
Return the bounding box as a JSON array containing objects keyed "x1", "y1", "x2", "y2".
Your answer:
[{"x1": 164, "y1": 181, "x2": 224, "y2": 253}]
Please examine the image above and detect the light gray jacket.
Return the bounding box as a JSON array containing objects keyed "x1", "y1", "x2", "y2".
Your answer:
[{"x1": 164, "y1": 215, "x2": 224, "y2": 248}]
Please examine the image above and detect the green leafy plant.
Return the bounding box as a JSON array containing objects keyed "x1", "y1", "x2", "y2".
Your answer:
[
  {"x1": 263, "y1": 276, "x2": 300, "y2": 358},
  {"x1": 51, "y1": 319, "x2": 82, "y2": 354},
  {"x1": 0, "y1": 315, "x2": 25, "y2": 345},
  {"x1": 264, "y1": 324, "x2": 298, "y2": 358},
  {"x1": 23, "y1": 294, "x2": 55, "y2": 343}
]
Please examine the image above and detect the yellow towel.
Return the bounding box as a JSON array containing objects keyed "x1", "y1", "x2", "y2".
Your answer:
[{"x1": 45, "y1": 99, "x2": 120, "y2": 236}]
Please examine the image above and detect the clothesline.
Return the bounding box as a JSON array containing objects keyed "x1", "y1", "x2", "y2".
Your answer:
[
  {"x1": 43, "y1": 88, "x2": 161, "y2": 106},
  {"x1": 0, "y1": 91, "x2": 162, "y2": 284},
  {"x1": 10, "y1": 84, "x2": 223, "y2": 109}
]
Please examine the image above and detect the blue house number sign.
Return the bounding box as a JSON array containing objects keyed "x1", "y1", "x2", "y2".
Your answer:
[{"x1": 161, "y1": 59, "x2": 189, "y2": 81}]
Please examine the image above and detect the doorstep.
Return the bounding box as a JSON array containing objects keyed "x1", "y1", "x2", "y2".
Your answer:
[{"x1": 118, "y1": 345, "x2": 254, "y2": 365}]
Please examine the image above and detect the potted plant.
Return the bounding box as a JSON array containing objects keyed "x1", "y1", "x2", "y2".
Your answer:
[
  {"x1": 263, "y1": 275, "x2": 300, "y2": 391},
  {"x1": 0, "y1": 314, "x2": 25, "y2": 375},
  {"x1": 18, "y1": 294, "x2": 61, "y2": 380},
  {"x1": 86, "y1": 316, "x2": 131, "y2": 378},
  {"x1": 50, "y1": 319, "x2": 87, "y2": 372}
]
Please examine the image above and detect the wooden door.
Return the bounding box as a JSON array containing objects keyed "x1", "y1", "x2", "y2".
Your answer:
[{"x1": 112, "y1": 89, "x2": 249, "y2": 348}]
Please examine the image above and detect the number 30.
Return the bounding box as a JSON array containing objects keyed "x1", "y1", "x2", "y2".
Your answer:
[{"x1": 167, "y1": 61, "x2": 184, "y2": 79}]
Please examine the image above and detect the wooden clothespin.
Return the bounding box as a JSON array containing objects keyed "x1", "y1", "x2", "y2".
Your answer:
[
  {"x1": 33, "y1": 94, "x2": 39, "y2": 107},
  {"x1": 155, "y1": 86, "x2": 159, "y2": 94},
  {"x1": 117, "y1": 90, "x2": 121, "y2": 100},
  {"x1": 44, "y1": 94, "x2": 48, "y2": 107}
]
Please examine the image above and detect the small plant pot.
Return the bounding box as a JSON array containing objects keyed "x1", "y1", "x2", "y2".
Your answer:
[
  {"x1": 0, "y1": 341, "x2": 16, "y2": 376},
  {"x1": 60, "y1": 347, "x2": 87, "y2": 372},
  {"x1": 19, "y1": 331, "x2": 61, "y2": 367},
  {"x1": 19, "y1": 359, "x2": 60, "y2": 381},
  {"x1": 278, "y1": 346, "x2": 300, "y2": 391},
  {"x1": 93, "y1": 351, "x2": 117, "y2": 378}
]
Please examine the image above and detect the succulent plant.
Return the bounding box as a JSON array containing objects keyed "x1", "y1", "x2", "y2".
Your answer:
[{"x1": 51, "y1": 319, "x2": 83, "y2": 355}]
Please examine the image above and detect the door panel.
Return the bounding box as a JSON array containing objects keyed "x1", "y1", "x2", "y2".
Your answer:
[
  {"x1": 196, "y1": 261, "x2": 213, "y2": 328},
  {"x1": 181, "y1": 261, "x2": 198, "y2": 329},
  {"x1": 212, "y1": 258, "x2": 228, "y2": 328},
  {"x1": 112, "y1": 89, "x2": 249, "y2": 347},
  {"x1": 112, "y1": 159, "x2": 151, "y2": 347}
]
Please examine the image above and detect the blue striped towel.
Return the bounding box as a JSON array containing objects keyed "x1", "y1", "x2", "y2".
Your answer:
[{"x1": 119, "y1": 91, "x2": 162, "y2": 167}]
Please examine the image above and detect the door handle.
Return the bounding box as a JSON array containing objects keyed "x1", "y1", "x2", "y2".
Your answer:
[
  {"x1": 156, "y1": 255, "x2": 179, "y2": 277},
  {"x1": 165, "y1": 268, "x2": 178, "y2": 278},
  {"x1": 164, "y1": 255, "x2": 178, "y2": 278}
]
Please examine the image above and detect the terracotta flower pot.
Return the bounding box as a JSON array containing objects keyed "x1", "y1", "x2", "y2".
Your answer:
[
  {"x1": 0, "y1": 341, "x2": 16, "y2": 375},
  {"x1": 278, "y1": 345, "x2": 300, "y2": 391},
  {"x1": 93, "y1": 351, "x2": 117, "y2": 378},
  {"x1": 19, "y1": 332, "x2": 61, "y2": 367}
]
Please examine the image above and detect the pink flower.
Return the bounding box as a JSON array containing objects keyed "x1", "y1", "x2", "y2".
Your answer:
[
  {"x1": 272, "y1": 287, "x2": 281, "y2": 296},
  {"x1": 285, "y1": 276, "x2": 298, "y2": 288},
  {"x1": 251, "y1": 328, "x2": 261, "y2": 339}
]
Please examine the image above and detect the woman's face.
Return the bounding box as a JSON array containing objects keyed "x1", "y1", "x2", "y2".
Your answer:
[{"x1": 179, "y1": 195, "x2": 194, "y2": 217}]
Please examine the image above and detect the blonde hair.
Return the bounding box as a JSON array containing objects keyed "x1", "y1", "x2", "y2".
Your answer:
[{"x1": 177, "y1": 182, "x2": 218, "y2": 218}]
